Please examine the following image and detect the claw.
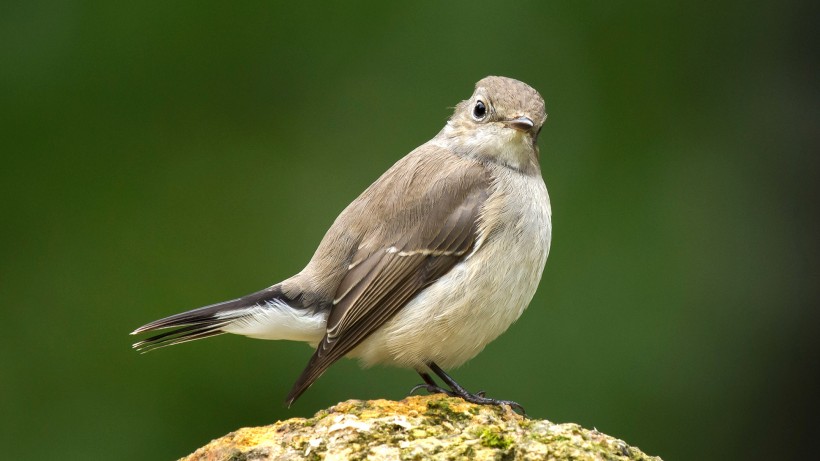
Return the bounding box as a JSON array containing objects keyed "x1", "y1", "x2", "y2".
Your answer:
[
  {"x1": 407, "y1": 382, "x2": 457, "y2": 398},
  {"x1": 408, "y1": 384, "x2": 432, "y2": 396}
]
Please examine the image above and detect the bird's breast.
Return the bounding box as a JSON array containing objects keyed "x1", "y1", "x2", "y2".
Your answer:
[{"x1": 351, "y1": 169, "x2": 551, "y2": 369}]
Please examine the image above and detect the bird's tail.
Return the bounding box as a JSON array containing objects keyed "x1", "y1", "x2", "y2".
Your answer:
[{"x1": 130, "y1": 285, "x2": 296, "y2": 353}]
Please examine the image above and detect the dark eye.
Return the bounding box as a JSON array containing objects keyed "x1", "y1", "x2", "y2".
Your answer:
[{"x1": 472, "y1": 100, "x2": 487, "y2": 120}]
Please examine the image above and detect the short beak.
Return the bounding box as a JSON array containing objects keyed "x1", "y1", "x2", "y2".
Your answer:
[{"x1": 506, "y1": 116, "x2": 534, "y2": 132}]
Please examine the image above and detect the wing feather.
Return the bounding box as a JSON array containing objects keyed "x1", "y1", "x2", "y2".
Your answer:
[{"x1": 285, "y1": 162, "x2": 490, "y2": 405}]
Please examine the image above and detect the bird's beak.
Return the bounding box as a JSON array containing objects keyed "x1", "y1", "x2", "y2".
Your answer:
[{"x1": 506, "y1": 116, "x2": 535, "y2": 132}]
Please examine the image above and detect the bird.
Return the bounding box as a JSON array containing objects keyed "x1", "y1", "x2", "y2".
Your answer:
[{"x1": 131, "y1": 76, "x2": 551, "y2": 412}]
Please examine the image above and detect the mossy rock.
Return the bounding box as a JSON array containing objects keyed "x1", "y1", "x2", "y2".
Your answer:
[{"x1": 181, "y1": 395, "x2": 661, "y2": 461}]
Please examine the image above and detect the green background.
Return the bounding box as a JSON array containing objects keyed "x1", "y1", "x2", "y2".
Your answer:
[{"x1": 1, "y1": 1, "x2": 816, "y2": 459}]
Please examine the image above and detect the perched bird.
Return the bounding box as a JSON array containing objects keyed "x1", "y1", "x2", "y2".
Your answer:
[{"x1": 132, "y1": 76, "x2": 551, "y2": 411}]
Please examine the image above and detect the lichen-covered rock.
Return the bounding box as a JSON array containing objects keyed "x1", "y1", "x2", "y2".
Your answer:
[{"x1": 181, "y1": 395, "x2": 661, "y2": 461}]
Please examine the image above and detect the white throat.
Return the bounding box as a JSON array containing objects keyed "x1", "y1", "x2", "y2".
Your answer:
[{"x1": 434, "y1": 122, "x2": 534, "y2": 172}]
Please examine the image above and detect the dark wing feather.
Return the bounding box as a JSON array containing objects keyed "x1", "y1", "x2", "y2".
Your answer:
[{"x1": 285, "y1": 176, "x2": 489, "y2": 405}]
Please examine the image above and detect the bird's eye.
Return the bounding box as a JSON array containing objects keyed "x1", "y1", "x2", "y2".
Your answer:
[{"x1": 472, "y1": 100, "x2": 487, "y2": 121}]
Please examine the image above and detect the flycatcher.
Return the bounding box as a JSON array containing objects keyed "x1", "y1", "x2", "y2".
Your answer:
[{"x1": 132, "y1": 76, "x2": 551, "y2": 411}]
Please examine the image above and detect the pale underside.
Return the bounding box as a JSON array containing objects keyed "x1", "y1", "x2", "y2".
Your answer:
[{"x1": 222, "y1": 162, "x2": 551, "y2": 371}]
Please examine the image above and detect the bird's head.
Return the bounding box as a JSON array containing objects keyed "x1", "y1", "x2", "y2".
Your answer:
[{"x1": 439, "y1": 76, "x2": 547, "y2": 174}]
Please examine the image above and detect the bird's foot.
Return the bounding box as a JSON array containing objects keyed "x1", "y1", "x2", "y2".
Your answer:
[
  {"x1": 423, "y1": 362, "x2": 527, "y2": 416},
  {"x1": 408, "y1": 383, "x2": 457, "y2": 398},
  {"x1": 446, "y1": 388, "x2": 526, "y2": 415},
  {"x1": 408, "y1": 382, "x2": 526, "y2": 415}
]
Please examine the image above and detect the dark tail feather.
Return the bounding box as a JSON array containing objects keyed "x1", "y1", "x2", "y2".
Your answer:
[
  {"x1": 131, "y1": 322, "x2": 230, "y2": 352},
  {"x1": 130, "y1": 285, "x2": 284, "y2": 352}
]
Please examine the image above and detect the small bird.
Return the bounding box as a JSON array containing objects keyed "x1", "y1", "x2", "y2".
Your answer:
[{"x1": 132, "y1": 76, "x2": 551, "y2": 411}]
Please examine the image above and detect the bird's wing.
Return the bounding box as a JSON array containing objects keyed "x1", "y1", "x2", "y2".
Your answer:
[{"x1": 285, "y1": 151, "x2": 490, "y2": 405}]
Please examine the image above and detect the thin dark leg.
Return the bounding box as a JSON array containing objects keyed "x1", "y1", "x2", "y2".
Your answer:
[
  {"x1": 420, "y1": 372, "x2": 439, "y2": 388},
  {"x1": 408, "y1": 371, "x2": 457, "y2": 397},
  {"x1": 427, "y1": 362, "x2": 526, "y2": 415}
]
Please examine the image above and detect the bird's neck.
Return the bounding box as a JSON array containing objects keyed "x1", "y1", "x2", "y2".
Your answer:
[{"x1": 432, "y1": 122, "x2": 541, "y2": 176}]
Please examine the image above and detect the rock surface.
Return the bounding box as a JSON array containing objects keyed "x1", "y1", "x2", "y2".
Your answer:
[{"x1": 181, "y1": 395, "x2": 661, "y2": 461}]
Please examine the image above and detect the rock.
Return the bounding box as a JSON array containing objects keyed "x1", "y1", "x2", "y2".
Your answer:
[{"x1": 181, "y1": 395, "x2": 662, "y2": 461}]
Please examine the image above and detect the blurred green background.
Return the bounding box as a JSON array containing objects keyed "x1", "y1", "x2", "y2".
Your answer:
[{"x1": 1, "y1": 1, "x2": 817, "y2": 459}]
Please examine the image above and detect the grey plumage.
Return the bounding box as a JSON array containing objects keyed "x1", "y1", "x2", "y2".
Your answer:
[{"x1": 132, "y1": 76, "x2": 551, "y2": 409}]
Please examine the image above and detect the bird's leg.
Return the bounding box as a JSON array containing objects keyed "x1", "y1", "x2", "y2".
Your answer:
[
  {"x1": 427, "y1": 362, "x2": 526, "y2": 415},
  {"x1": 408, "y1": 371, "x2": 457, "y2": 397}
]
